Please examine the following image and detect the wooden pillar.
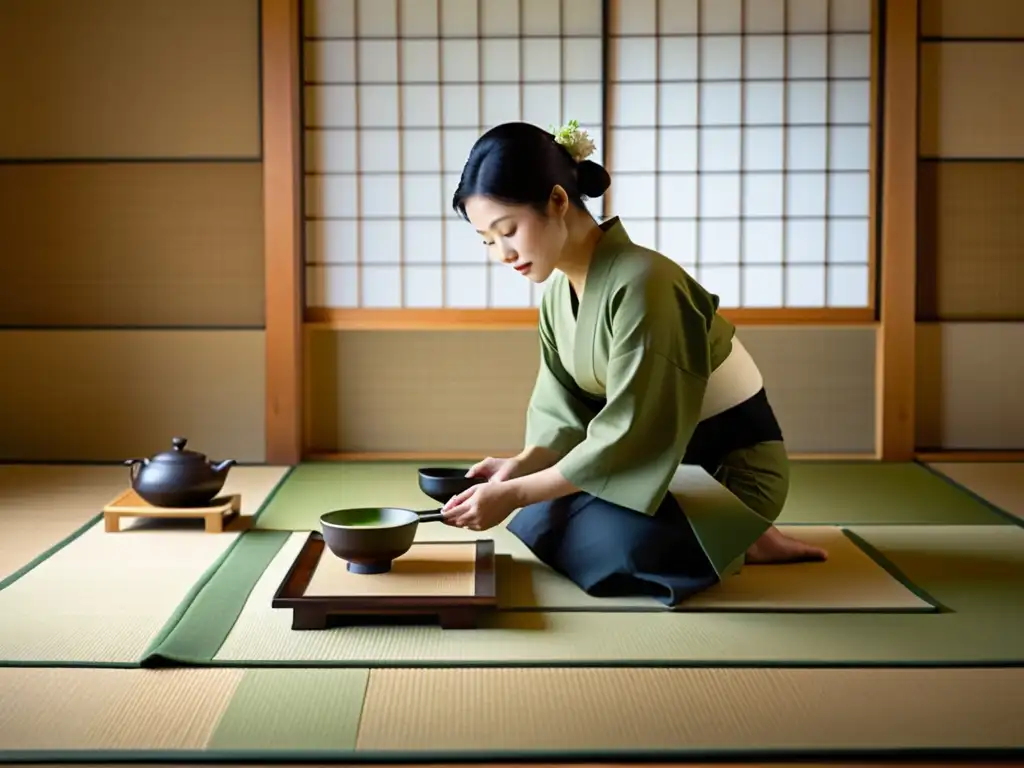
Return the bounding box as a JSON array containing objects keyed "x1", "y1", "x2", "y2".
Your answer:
[
  {"x1": 875, "y1": 0, "x2": 919, "y2": 461},
  {"x1": 261, "y1": 0, "x2": 304, "y2": 465}
]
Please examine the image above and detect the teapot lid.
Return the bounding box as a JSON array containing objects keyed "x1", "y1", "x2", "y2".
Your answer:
[{"x1": 151, "y1": 437, "x2": 206, "y2": 464}]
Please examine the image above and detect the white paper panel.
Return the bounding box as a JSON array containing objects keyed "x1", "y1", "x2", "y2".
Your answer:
[
  {"x1": 404, "y1": 266, "x2": 444, "y2": 307},
  {"x1": 305, "y1": 0, "x2": 354, "y2": 38},
  {"x1": 786, "y1": 264, "x2": 827, "y2": 307},
  {"x1": 699, "y1": 264, "x2": 741, "y2": 306},
  {"x1": 702, "y1": 0, "x2": 742, "y2": 33},
  {"x1": 660, "y1": 0, "x2": 698, "y2": 33},
  {"x1": 700, "y1": 220, "x2": 741, "y2": 263},
  {"x1": 400, "y1": 41, "x2": 439, "y2": 82},
  {"x1": 830, "y1": 0, "x2": 872, "y2": 32},
  {"x1": 400, "y1": 0, "x2": 437, "y2": 35},
  {"x1": 362, "y1": 265, "x2": 402, "y2": 306},
  {"x1": 358, "y1": 0, "x2": 396, "y2": 36},
  {"x1": 743, "y1": 220, "x2": 783, "y2": 263},
  {"x1": 562, "y1": 0, "x2": 602, "y2": 35},
  {"x1": 440, "y1": 0, "x2": 477, "y2": 36},
  {"x1": 522, "y1": 0, "x2": 559, "y2": 35},
  {"x1": 743, "y1": 265, "x2": 785, "y2": 307},
  {"x1": 481, "y1": 0, "x2": 520, "y2": 36}
]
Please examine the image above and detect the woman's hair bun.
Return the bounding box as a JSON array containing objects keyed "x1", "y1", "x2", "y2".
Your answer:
[
  {"x1": 453, "y1": 122, "x2": 611, "y2": 217},
  {"x1": 576, "y1": 159, "x2": 611, "y2": 199}
]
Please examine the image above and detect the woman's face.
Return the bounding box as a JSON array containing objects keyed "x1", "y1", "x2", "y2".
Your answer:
[{"x1": 463, "y1": 190, "x2": 568, "y2": 283}]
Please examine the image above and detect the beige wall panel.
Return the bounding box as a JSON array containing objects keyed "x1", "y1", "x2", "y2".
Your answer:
[
  {"x1": 0, "y1": 163, "x2": 265, "y2": 327},
  {"x1": 736, "y1": 327, "x2": 877, "y2": 454},
  {"x1": 306, "y1": 330, "x2": 537, "y2": 456},
  {"x1": 917, "y1": 161, "x2": 1024, "y2": 320},
  {"x1": 0, "y1": 330, "x2": 265, "y2": 462},
  {"x1": 921, "y1": 0, "x2": 1024, "y2": 38},
  {"x1": 0, "y1": 0, "x2": 260, "y2": 158},
  {"x1": 916, "y1": 322, "x2": 1024, "y2": 450},
  {"x1": 306, "y1": 327, "x2": 877, "y2": 455},
  {"x1": 920, "y1": 43, "x2": 1024, "y2": 158}
]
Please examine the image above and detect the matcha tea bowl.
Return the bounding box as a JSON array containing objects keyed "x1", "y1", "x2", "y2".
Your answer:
[{"x1": 319, "y1": 506, "x2": 448, "y2": 574}]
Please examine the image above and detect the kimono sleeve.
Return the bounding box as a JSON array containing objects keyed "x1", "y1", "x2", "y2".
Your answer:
[
  {"x1": 523, "y1": 297, "x2": 595, "y2": 459},
  {"x1": 554, "y1": 281, "x2": 712, "y2": 516}
]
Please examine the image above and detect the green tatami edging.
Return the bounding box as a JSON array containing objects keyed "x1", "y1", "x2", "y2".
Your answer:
[{"x1": 145, "y1": 531, "x2": 291, "y2": 665}]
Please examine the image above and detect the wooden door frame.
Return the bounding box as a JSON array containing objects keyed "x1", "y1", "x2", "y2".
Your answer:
[{"x1": 261, "y1": 0, "x2": 304, "y2": 465}]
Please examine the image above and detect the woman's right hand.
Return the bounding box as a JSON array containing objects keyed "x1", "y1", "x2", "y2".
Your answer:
[{"x1": 466, "y1": 456, "x2": 520, "y2": 483}]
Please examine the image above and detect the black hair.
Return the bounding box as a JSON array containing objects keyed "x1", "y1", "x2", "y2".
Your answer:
[{"x1": 452, "y1": 122, "x2": 611, "y2": 220}]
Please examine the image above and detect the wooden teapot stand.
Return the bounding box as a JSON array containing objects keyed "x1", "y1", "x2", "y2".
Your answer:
[{"x1": 102, "y1": 489, "x2": 241, "y2": 533}]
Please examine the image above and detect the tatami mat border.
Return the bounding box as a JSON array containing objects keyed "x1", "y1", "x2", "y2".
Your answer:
[
  {"x1": 1, "y1": 745, "x2": 1023, "y2": 763},
  {"x1": 0, "y1": 513, "x2": 101, "y2": 593},
  {"x1": 918, "y1": 461, "x2": 1024, "y2": 530},
  {"x1": 145, "y1": 532, "x2": 292, "y2": 667},
  {"x1": 145, "y1": 464, "x2": 296, "y2": 652},
  {"x1": 840, "y1": 528, "x2": 948, "y2": 611}
]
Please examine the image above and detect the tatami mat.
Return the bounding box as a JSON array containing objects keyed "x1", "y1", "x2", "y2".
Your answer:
[
  {"x1": 356, "y1": 667, "x2": 1024, "y2": 754},
  {"x1": 0, "y1": 465, "x2": 291, "y2": 665},
  {"x1": 0, "y1": 666, "x2": 1020, "y2": 759},
  {"x1": 499, "y1": 526, "x2": 933, "y2": 611},
  {"x1": 844, "y1": 522, "x2": 1024, "y2": 609},
  {"x1": 0, "y1": 465, "x2": 127, "y2": 585},
  {"x1": 255, "y1": 461, "x2": 1013, "y2": 531},
  {"x1": 0, "y1": 667, "x2": 243, "y2": 752},
  {"x1": 147, "y1": 525, "x2": 1024, "y2": 667},
  {"x1": 207, "y1": 668, "x2": 367, "y2": 752},
  {"x1": 0, "y1": 519, "x2": 242, "y2": 665},
  {"x1": 927, "y1": 462, "x2": 1024, "y2": 522},
  {"x1": 779, "y1": 462, "x2": 1010, "y2": 524}
]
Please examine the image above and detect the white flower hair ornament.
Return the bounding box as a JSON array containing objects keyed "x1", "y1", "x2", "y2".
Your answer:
[{"x1": 550, "y1": 119, "x2": 596, "y2": 163}]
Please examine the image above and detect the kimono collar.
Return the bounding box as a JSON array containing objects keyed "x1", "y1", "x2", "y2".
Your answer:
[
  {"x1": 570, "y1": 216, "x2": 633, "y2": 394},
  {"x1": 594, "y1": 216, "x2": 632, "y2": 258},
  {"x1": 581, "y1": 216, "x2": 632, "y2": 299}
]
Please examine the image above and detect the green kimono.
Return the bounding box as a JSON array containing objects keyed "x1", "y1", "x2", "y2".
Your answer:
[{"x1": 524, "y1": 217, "x2": 782, "y2": 579}]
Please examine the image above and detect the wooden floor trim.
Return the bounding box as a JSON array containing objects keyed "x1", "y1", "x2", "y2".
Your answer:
[
  {"x1": 916, "y1": 451, "x2": 1024, "y2": 462},
  {"x1": 304, "y1": 307, "x2": 878, "y2": 331}
]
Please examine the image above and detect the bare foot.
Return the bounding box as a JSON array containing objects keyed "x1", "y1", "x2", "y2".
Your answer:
[{"x1": 745, "y1": 525, "x2": 828, "y2": 564}]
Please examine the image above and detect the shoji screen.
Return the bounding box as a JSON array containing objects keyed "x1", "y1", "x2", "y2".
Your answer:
[
  {"x1": 303, "y1": 0, "x2": 872, "y2": 315},
  {"x1": 606, "y1": 0, "x2": 872, "y2": 309},
  {"x1": 303, "y1": 0, "x2": 604, "y2": 310}
]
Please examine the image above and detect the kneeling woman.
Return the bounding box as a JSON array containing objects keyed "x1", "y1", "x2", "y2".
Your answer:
[{"x1": 441, "y1": 121, "x2": 826, "y2": 605}]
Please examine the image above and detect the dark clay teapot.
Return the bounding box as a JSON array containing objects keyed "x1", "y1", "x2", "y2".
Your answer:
[{"x1": 124, "y1": 437, "x2": 236, "y2": 509}]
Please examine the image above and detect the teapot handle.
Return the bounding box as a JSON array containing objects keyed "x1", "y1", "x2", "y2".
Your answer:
[{"x1": 124, "y1": 458, "x2": 145, "y2": 483}]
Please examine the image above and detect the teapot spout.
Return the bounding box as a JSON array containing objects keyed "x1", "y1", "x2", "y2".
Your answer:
[{"x1": 210, "y1": 459, "x2": 236, "y2": 475}]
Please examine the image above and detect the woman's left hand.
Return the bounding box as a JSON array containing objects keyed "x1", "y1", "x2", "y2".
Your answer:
[{"x1": 441, "y1": 482, "x2": 520, "y2": 531}]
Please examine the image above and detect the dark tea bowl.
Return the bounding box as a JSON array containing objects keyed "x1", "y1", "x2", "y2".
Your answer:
[
  {"x1": 319, "y1": 506, "x2": 443, "y2": 575},
  {"x1": 417, "y1": 467, "x2": 486, "y2": 504}
]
